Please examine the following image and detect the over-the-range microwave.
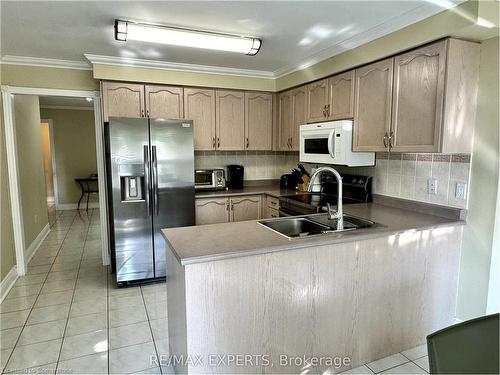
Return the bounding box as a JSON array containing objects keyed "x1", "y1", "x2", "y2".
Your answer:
[{"x1": 299, "y1": 120, "x2": 375, "y2": 167}]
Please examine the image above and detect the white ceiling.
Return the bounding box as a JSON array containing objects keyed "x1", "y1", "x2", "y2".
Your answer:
[
  {"x1": 1, "y1": 1, "x2": 460, "y2": 77},
  {"x1": 39, "y1": 96, "x2": 94, "y2": 109}
]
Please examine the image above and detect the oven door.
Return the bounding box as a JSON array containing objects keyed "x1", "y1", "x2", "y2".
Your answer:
[
  {"x1": 300, "y1": 127, "x2": 338, "y2": 164},
  {"x1": 195, "y1": 170, "x2": 215, "y2": 189}
]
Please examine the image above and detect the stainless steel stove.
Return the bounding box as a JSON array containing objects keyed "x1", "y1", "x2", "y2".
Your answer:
[{"x1": 279, "y1": 174, "x2": 372, "y2": 217}]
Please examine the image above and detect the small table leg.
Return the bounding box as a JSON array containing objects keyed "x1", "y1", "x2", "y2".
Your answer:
[
  {"x1": 77, "y1": 181, "x2": 85, "y2": 210},
  {"x1": 86, "y1": 182, "x2": 90, "y2": 212}
]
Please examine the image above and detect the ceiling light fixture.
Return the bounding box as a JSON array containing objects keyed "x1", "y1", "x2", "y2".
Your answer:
[{"x1": 114, "y1": 20, "x2": 262, "y2": 56}]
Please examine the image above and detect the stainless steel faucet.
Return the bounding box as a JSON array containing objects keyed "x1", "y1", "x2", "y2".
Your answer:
[{"x1": 307, "y1": 166, "x2": 344, "y2": 230}]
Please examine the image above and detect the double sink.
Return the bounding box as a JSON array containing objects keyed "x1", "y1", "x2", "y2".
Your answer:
[{"x1": 258, "y1": 213, "x2": 376, "y2": 239}]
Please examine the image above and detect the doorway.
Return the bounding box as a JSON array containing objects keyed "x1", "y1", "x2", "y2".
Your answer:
[
  {"x1": 40, "y1": 119, "x2": 56, "y2": 226},
  {"x1": 1, "y1": 86, "x2": 108, "y2": 276}
]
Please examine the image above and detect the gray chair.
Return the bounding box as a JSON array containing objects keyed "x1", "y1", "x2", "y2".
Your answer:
[{"x1": 427, "y1": 313, "x2": 499, "y2": 374}]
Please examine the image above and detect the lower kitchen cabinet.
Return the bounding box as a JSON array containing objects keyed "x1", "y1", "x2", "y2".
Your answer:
[
  {"x1": 195, "y1": 195, "x2": 262, "y2": 225},
  {"x1": 230, "y1": 195, "x2": 262, "y2": 222},
  {"x1": 195, "y1": 197, "x2": 228, "y2": 225}
]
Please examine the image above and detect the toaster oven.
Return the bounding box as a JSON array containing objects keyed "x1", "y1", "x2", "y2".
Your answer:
[{"x1": 195, "y1": 169, "x2": 226, "y2": 190}]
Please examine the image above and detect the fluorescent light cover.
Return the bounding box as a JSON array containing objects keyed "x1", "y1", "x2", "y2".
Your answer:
[{"x1": 114, "y1": 20, "x2": 262, "y2": 56}]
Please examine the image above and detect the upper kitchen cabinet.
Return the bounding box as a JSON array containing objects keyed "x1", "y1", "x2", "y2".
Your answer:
[
  {"x1": 390, "y1": 41, "x2": 446, "y2": 152},
  {"x1": 328, "y1": 71, "x2": 355, "y2": 120},
  {"x1": 244, "y1": 92, "x2": 273, "y2": 150},
  {"x1": 102, "y1": 81, "x2": 145, "y2": 122},
  {"x1": 145, "y1": 85, "x2": 184, "y2": 119},
  {"x1": 276, "y1": 90, "x2": 293, "y2": 151},
  {"x1": 216, "y1": 90, "x2": 245, "y2": 151},
  {"x1": 184, "y1": 88, "x2": 216, "y2": 151},
  {"x1": 290, "y1": 87, "x2": 307, "y2": 150},
  {"x1": 352, "y1": 39, "x2": 480, "y2": 153},
  {"x1": 391, "y1": 39, "x2": 479, "y2": 153},
  {"x1": 353, "y1": 58, "x2": 394, "y2": 152},
  {"x1": 306, "y1": 78, "x2": 329, "y2": 123}
]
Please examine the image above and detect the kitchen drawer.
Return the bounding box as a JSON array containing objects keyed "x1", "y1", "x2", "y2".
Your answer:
[
  {"x1": 266, "y1": 206, "x2": 279, "y2": 219},
  {"x1": 266, "y1": 196, "x2": 280, "y2": 210}
]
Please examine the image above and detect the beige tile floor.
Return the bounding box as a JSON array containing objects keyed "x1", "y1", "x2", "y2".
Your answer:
[
  {"x1": 1, "y1": 208, "x2": 430, "y2": 375},
  {"x1": 0, "y1": 209, "x2": 169, "y2": 374}
]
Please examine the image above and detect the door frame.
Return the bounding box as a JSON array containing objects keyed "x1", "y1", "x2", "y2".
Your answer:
[
  {"x1": 40, "y1": 118, "x2": 58, "y2": 207},
  {"x1": 1, "y1": 85, "x2": 109, "y2": 275}
]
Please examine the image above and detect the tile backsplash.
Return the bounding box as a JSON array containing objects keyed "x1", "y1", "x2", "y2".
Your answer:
[
  {"x1": 195, "y1": 151, "x2": 299, "y2": 181},
  {"x1": 334, "y1": 153, "x2": 471, "y2": 209},
  {"x1": 196, "y1": 151, "x2": 471, "y2": 209}
]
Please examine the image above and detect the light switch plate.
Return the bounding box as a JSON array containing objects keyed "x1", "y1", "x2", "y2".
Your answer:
[
  {"x1": 455, "y1": 182, "x2": 467, "y2": 200},
  {"x1": 427, "y1": 178, "x2": 438, "y2": 195}
]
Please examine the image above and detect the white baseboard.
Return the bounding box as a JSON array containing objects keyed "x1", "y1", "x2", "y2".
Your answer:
[
  {"x1": 0, "y1": 266, "x2": 18, "y2": 303},
  {"x1": 26, "y1": 223, "x2": 51, "y2": 264},
  {"x1": 56, "y1": 202, "x2": 100, "y2": 210}
]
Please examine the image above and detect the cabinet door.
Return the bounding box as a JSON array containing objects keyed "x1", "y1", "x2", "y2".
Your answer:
[
  {"x1": 215, "y1": 90, "x2": 245, "y2": 150},
  {"x1": 290, "y1": 87, "x2": 306, "y2": 151},
  {"x1": 244, "y1": 92, "x2": 272, "y2": 150},
  {"x1": 277, "y1": 91, "x2": 293, "y2": 150},
  {"x1": 102, "y1": 81, "x2": 145, "y2": 122},
  {"x1": 145, "y1": 85, "x2": 184, "y2": 119},
  {"x1": 184, "y1": 88, "x2": 216, "y2": 151},
  {"x1": 353, "y1": 58, "x2": 394, "y2": 152},
  {"x1": 230, "y1": 195, "x2": 262, "y2": 222},
  {"x1": 391, "y1": 41, "x2": 446, "y2": 152},
  {"x1": 328, "y1": 71, "x2": 355, "y2": 120},
  {"x1": 306, "y1": 78, "x2": 329, "y2": 123},
  {"x1": 195, "y1": 198, "x2": 228, "y2": 225}
]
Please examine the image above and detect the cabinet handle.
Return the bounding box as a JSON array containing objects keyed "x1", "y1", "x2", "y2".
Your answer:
[
  {"x1": 383, "y1": 132, "x2": 388, "y2": 148},
  {"x1": 289, "y1": 137, "x2": 293, "y2": 148},
  {"x1": 389, "y1": 131, "x2": 394, "y2": 149},
  {"x1": 212, "y1": 137, "x2": 216, "y2": 149},
  {"x1": 146, "y1": 110, "x2": 150, "y2": 118},
  {"x1": 217, "y1": 137, "x2": 220, "y2": 148},
  {"x1": 326, "y1": 104, "x2": 330, "y2": 117},
  {"x1": 141, "y1": 109, "x2": 145, "y2": 117},
  {"x1": 246, "y1": 138, "x2": 249, "y2": 148}
]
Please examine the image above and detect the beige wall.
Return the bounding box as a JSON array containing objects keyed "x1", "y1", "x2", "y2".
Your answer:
[
  {"x1": 457, "y1": 36, "x2": 500, "y2": 320},
  {"x1": 1, "y1": 65, "x2": 98, "y2": 91},
  {"x1": 1, "y1": 100, "x2": 17, "y2": 280},
  {"x1": 40, "y1": 108, "x2": 97, "y2": 205},
  {"x1": 14, "y1": 95, "x2": 49, "y2": 249}
]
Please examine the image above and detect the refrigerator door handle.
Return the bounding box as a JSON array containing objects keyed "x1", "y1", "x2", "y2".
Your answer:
[
  {"x1": 143, "y1": 145, "x2": 151, "y2": 217},
  {"x1": 152, "y1": 145, "x2": 159, "y2": 216}
]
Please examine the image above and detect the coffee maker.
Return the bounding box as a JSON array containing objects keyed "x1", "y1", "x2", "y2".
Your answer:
[{"x1": 226, "y1": 165, "x2": 244, "y2": 189}]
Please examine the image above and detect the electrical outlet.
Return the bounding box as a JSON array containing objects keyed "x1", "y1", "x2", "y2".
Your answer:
[
  {"x1": 455, "y1": 182, "x2": 467, "y2": 200},
  {"x1": 427, "y1": 178, "x2": 438, "y2": 195}
]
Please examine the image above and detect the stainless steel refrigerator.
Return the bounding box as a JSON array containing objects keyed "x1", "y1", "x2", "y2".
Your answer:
[{"x1": 105, "y1": 117, "x2": 195, "y2": 286}]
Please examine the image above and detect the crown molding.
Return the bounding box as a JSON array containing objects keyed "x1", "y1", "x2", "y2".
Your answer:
[
  {"x1": 273, "y1": 1, "x2": 462, "y2": 78},
  {"x1": 1, "y1": 55, "x2": 91, "y2": 70},
  {"x1": 84, "y1": 54, "x2": 275, "y2": 79}
]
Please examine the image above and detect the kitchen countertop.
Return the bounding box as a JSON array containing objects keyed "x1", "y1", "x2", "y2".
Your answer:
[
  {"x1": 162, "y1": 202, "x2": 464, "y2": 266},
  {"x1": 195, "y1": 183, "x2": 300, "y2": 198}
]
